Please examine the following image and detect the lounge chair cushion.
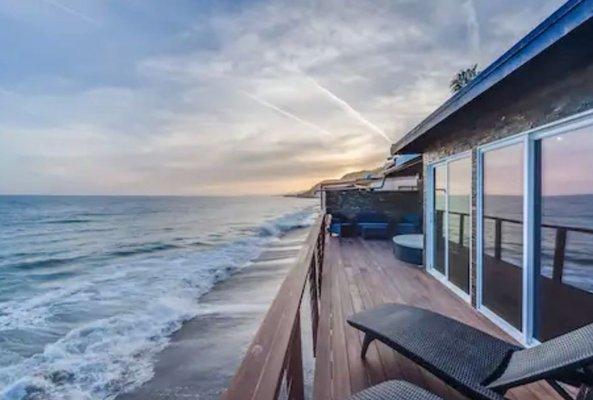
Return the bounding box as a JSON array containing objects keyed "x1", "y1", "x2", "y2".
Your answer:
[
  {"x1": 360, "y1": 223, "x2": 390, "y2": 239},
  {"x1": 356, "y1": 213, "x2": 389, "y2": 224},
  {"x1": 348, "y1": 380, "x2": 443, "y2": 400},
  {"x1": 348, "y1": 304, "x2": 518, "y2": 400}
]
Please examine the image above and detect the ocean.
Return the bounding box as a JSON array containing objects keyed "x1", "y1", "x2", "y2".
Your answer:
[
  {"x1": 440, "y1": 194, "x2": 593, "y2": 292},
  {"x1": 0, "y1": 195, "x2": 318, "y2": 400},
  {"x1": 482, "y1": 194, "x2": 593, "y2": 292}
]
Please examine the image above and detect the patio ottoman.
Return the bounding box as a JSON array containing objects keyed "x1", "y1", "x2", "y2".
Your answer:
[{"x1": 393, "y1": 234, "x2": 423, "y2": 265}]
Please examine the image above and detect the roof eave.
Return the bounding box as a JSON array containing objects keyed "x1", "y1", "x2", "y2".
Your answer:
[{"x1": 391, "y1": 0, "x2": 593, "y2": 155}]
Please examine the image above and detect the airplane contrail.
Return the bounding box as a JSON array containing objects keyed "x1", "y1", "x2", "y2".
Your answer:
[
  {"x1": 241, "y1": 91, "x2": 334, "y2": 137},
  {"x1": 463, "y1": 0, "x2": 481, "y2": 62},
  {"x1": 39, "y1": 0, "x2": 101, "y2": 26},
  {"x1": 307, "y1": 77, "x2": 391, "y2": 143}
]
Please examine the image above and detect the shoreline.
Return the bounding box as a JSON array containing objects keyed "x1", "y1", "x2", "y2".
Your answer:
[{"x1": 117, "y1": 227, "x2": 310, "y2": 400}]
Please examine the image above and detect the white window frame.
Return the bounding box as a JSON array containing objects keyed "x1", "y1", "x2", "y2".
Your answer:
[
  {"x1": 476, "y1": 108, "x2": 593, "y2": 346},
  {"x1": 426, "y1": 151, "x2": 472, "y2": 303}
]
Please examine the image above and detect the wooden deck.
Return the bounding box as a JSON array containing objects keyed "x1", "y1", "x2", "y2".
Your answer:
[{"x1": 313, "y1": 236, "x2": 563, "y2": 400}]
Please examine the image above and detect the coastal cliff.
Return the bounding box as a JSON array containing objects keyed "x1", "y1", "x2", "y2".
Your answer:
[{"x1": 286, "y1": 167, "x2": 383, "y2": 198}]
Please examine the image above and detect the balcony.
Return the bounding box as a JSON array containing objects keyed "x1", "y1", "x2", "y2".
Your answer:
[{"x1": 224, "y1": 215, "x2": 564, "y2": 400}]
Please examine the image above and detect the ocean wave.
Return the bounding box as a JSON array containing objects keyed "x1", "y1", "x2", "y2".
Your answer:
[
  {"x1": 107, "y1": 243, "x2": 181, "y2": 258},
  {"x1": 7, "y1": 256, "x2": 83, "y2": 271},
  {"x1": 190, "y1": 240, "x2": 213, "y2": 247},
  {"x1": 256, "y1": 209, "x2": 317, "y2": 237},
  {"x1": 44, "y1": 219, "x2": 93, "y2": 225},
  {"x1": 0, "y1": 206, "x2": 317, "y2": 400}
]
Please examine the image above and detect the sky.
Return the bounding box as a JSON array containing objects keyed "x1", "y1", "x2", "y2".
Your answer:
[{"x1": 0, "y1": 0, "x2": 565, "y2": 196}]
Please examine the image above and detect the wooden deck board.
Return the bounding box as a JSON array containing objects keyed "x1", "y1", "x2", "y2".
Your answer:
[{"x1": 313, "y1": 236, "x2": 562, "y2": 400}]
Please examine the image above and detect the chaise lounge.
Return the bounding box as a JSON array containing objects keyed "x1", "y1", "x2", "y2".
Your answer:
[{"x1": 348, "y1": 303, "x2": 593, "y2": 400}]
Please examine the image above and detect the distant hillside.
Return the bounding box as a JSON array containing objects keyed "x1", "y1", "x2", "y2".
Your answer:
[{"x1": 286, "y1": 166, "x2": 383, "y2": 198}]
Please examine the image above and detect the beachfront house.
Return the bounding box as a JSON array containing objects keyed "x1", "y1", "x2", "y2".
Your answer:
[
  {"x1": 225, "y1": 1, "x2": 593, "y2": 399},
  {"x1": 391, "y1": 0, "x2": 593, "y2": 345}
]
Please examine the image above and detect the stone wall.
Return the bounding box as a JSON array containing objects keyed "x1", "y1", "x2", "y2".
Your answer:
[{"x1": 324, "y1": 190, "x2": 422, "y2": 233}]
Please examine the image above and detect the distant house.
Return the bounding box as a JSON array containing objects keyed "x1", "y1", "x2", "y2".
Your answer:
[
  {"x1": 391, "y1": 0, "x2": 593, "y2": 345},
  {"x1": 320, "y1": 154, "x2": 422, "y2": 228}
]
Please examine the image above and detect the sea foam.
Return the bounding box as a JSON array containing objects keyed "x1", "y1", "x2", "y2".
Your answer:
[{"x1": 0, "y1": 206, "x2": 316, "y2": 400}]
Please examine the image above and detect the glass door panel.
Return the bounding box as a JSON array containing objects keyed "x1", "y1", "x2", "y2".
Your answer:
[
  {"x1": 448, "y1": 157, "x2": 471, "y2": 294},
  {"x1": 482, "y1": 143, "x2": 524, "y2": 330},
  {"x1": 433, "y1": 165, "x2": 447, "y2": 275},
  {"x1": 536, "y1": 126, "x2": 593, "y2": 340}
]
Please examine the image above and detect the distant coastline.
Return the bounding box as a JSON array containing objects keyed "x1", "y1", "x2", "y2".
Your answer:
[{"x1": 285, "y1": 166, "x2": 383, "y2": 198}]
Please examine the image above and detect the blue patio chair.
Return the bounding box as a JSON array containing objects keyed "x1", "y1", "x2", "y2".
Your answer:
[
  {"x1": 395, "y1": 213, "x2": 422, "y2": 235},
  {"x1": 356, "y1": 212, "x2": 390, "y2": 240},
  {"x1": 329, "y1": 213, "x2": 355, "y2": 237}
]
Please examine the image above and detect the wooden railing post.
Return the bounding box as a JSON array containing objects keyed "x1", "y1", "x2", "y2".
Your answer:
[
  {"x1": 317, "y1": 217, "x2": 326, "y2": 292},
  {"x1": 310, "y1": 215, "x2": 326, "y2": 355},
  {"x1": 494, "y1": 219, "x2": 502, "y2": 259},
  {"x1": 286, "y1": 311, "x2": 304, "y2": 400},
  {"x1": 309, "y1": 256, "x2": 319, "y2": 354},
  {"x1": 553, "y1": 228, "x2": 567, "y2": 283}
]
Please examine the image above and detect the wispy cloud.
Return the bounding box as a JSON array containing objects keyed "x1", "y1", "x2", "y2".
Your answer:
[
  {"x1": 307, "y1": 77, "x2": 391, "y2": 143},
  {"x1": 39, "y1": 0, "x2": 101, "y2": 26}
]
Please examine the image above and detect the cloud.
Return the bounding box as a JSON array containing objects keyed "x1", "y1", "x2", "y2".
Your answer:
[{"x1": 0, "y1": 0, "x2": 566, "y2": 195}]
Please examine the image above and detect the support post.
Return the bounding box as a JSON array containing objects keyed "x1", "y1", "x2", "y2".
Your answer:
[
  {"x1": 459, "y1": 213, "x2": 465, "y2": 245},
  {"x1": 552, "y1": 228, "x2": 567, "y2": 283},
  {"x1": 494, "y1": 219, "x2": 503, "y2": 259}
]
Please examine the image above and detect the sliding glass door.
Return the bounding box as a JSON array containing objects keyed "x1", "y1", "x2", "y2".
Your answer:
[
  {"x1": 430, "y1": 156, "x2": 471, "y2": 296},
  {"x1": 433, "y1": 165, "x2": 447, "y2": 275},
  {"x1": 448, "y1": 157, "x2": 471, "y2": 294},
  {"x1": 480, "y1": 142, "x2": 524, "y2": 332},
  {"x1": 535, "y1": 124, "x2": 593, "y2": 341},
  {"x1": 473, "y1": 112, "x2": 593, "y2": 344}
]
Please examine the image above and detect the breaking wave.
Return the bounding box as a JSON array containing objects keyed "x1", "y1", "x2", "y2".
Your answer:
[{"x1": 0, "y1": 205, "x2": 317, "y2": 400}]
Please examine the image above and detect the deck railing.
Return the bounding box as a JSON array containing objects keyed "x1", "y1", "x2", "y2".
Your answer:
[
  {"x1": 437, "y1": 210, "x2": 593, "y2": 282},
  {"x1": 223, "y1": 214, "x2": 328, "y2": 400}
]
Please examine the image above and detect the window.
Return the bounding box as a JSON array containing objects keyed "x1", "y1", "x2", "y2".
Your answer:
[
  {"x1": 535, "y1": 125, "x2": 593, "y2": 340},
  {"x1": 481, "y1": 143, "x2": 524, "y2": 331}
]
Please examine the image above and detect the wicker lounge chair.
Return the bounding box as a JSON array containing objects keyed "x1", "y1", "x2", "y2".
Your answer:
[
  {"x1": 347, "y1": 380, "x2": 443, "y2": 400},
  {"x1": 348, "y1": 303, "x2": 593, "y2": 400}
]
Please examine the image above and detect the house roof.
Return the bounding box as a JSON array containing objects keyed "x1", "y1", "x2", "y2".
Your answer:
[
  {"x1": 383, "y1": 154, "x2": 422, "y2": 176},
  {"x1": 391, "y1": 0, "x2": 593, "y2": 154}
]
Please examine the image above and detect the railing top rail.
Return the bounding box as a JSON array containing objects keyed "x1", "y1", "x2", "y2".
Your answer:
[
  {"x1": 223, "y1": 214, "x2": 326, "y2": 400},
  {"x1": 441, "y1": 209, "x2": 593, "y2": 235}
]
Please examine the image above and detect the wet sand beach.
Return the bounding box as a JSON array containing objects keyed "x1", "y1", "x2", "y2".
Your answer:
[{"x1": 118, "y1": 227, "x2": 310, "y2": 400}]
